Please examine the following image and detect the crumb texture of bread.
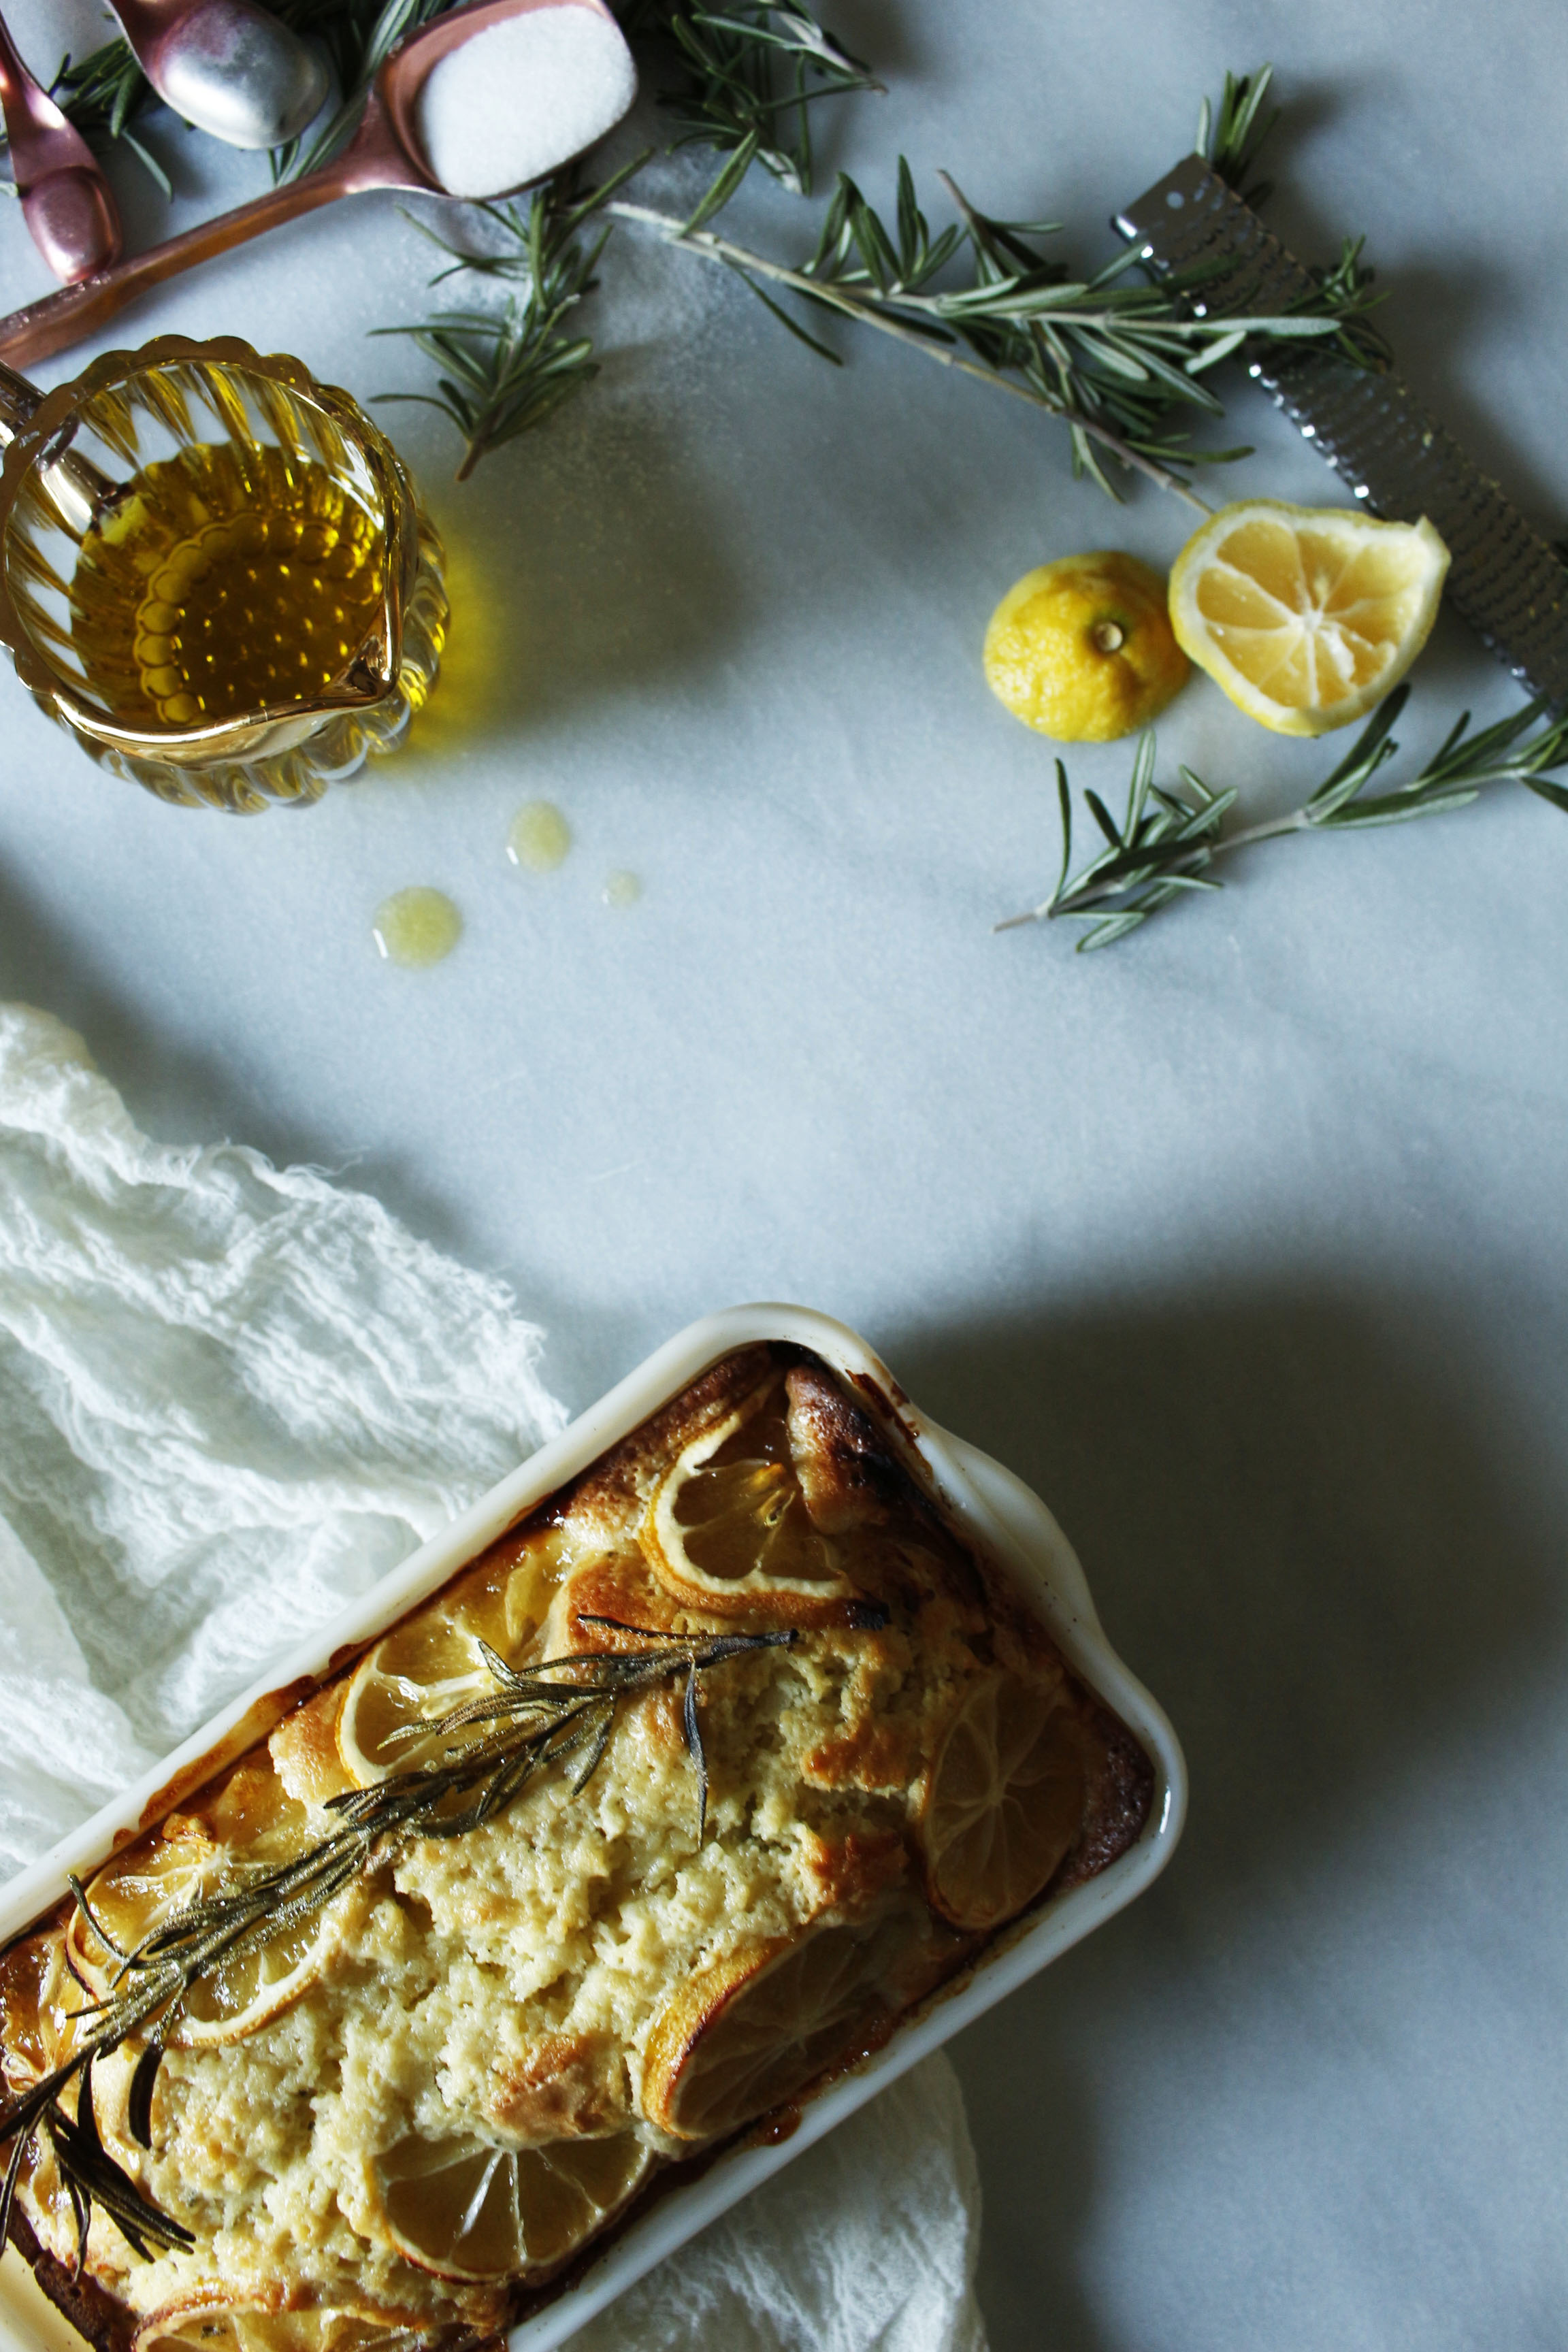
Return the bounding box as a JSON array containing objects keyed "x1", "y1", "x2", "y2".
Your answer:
[{"x1": 0, "y1": 1347, "x2": 1154, "y2": 2350}]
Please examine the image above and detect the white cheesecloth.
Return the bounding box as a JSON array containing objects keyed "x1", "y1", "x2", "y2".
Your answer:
[{"x1": 0, "y1": 1000, "x2": 987, "y2": 2352}]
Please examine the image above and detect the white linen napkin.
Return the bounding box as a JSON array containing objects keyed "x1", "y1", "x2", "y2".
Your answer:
[{"x1": 0, "y1": 1000, "x2": 987, "y2": 2352}]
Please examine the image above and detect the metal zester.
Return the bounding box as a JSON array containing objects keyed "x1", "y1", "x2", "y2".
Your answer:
[{"x1": 1114, "y1": 152, "x2": 1568, "y2": 704}]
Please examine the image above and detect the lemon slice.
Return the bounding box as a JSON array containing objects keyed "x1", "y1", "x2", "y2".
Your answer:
[
  {"x1": 338, "y1": 1528, "x2": 563, "y2": 1787},
  {"x1": 0, "y1": 1931, "x2": 83, "y2": 2091},
  {"x1": 919, "y1": 1673, "x2": 1085, "y2": 1931},
  {"x1": 135, "y1": 2300, "x2": 432, "y2": 2352},
  {"x1": 65, "y1": 1763, "x2": 340, "y2": 2047},
  {"x1": 642, "y1": 1377, "x2": 852, "y2": 1619},
  {"x1": 365, "y1": 2130, "x2": 651, "y2": 2279},
  {"x1": 1169, "y1": 499, "x2": 1450, "y2": 736},
  {"x1": 640, "y1": 1917, "x2": 903, "y2": 2141},
  {"x1": 0, "y1": 1933, "x2": 97, "y2": 2253}
]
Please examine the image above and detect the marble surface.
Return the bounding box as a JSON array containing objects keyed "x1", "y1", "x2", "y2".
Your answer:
[{"x1": 4, "y1": 1, "x2": 1568, "y2": 2344}]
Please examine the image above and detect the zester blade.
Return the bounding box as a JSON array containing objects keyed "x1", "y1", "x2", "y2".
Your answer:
[{"x1": 1115, "y1": 152, "x2": 1568, "y2": 704}]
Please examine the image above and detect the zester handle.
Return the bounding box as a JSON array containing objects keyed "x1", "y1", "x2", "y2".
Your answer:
[{"x1": 1115, "y1": 152, "x2": 1568, "y2": 704}]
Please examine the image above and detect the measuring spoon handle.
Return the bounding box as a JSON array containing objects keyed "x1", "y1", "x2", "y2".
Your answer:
[{"x1": 0, "y1": 105, "x2": 422, "y2": 368}]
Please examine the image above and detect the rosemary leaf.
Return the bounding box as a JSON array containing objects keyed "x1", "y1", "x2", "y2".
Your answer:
[
  {"x1": 0, "y1": 41, "x2": 169, "y2": 195},
  {"x1": 46, "y1": 41, "x2": 152, "y2": 149},
  {"x1": 272, "y1": 0, "x2": 455, "y2": 182},
  {"x1": 374, "y1": 153, "x2": 650, "y2": 478},
  {"x1": 621, "y1": 0, "x2": 883, "y2": 195},
  {"x1": 997, "y1": 688, "x2": 1568, "y2": 949},
  {"x1": 1198, "y1": 63, "x2": 1279, "y2": 206},
  {"x1": 126, "y1": 2044, "x2": 163, "y2": 2152},
  {"x1": 682, "y1": 1665, "x2": 708, "y2": 1838}
]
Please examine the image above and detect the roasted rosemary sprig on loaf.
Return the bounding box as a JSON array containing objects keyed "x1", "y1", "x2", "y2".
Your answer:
[
  {"x1": 996, "y1": 687, "x2": 1568, "y2": 950},
  {"x1": 0, "y1": 1620, "x2": 798, "y2": 2272}
]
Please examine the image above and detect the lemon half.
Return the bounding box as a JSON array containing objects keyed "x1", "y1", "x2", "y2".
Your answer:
[
  {"x1": 1169, "y1": 499, "x2": 1450, "y2": 736},
  {"x1": 983, "y1": 552, "x2": 1190, "y2": 742}
]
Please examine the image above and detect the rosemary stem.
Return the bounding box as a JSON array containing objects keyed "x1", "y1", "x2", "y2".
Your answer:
[
  {"x1": 1040, "y1": 818, "x2": 1286, "y2": 919},
  {"x1": 1042, "y1": 754, "x2": 1544, "y2": 921},
  {"x1": 609, "y1": 201, "x2": 1215, "y2": 510}
]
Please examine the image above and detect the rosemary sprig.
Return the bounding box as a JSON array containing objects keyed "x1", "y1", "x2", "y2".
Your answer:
[
  {"x1": 996, "y1": 687, "x2": 1568, "y2": 949},
  {"x1": 376, "y1": 0, "x2": 876, "y2": 469},
  {"x1": 0, "y1": 1617, "x2": 800, "y2": 2269},
  {"x1": 610, "y1": 155, "x2": 1379, "y2": 504},
  {"x1": 1197, "y1": 63, "x2": 1279, "y2": 205},
  {"x1": 39, "y1": 2062, "x2": 192, "y2": 2269},
  {"x1": 374, "y1": 151, "x2": 650, "y2": 478},
  {"x1": 621, "y1": 0, "x2": 883, "y2": 195}
]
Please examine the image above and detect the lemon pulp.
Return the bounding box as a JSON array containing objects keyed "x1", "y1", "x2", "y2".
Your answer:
[{"x1": 1168, "y1": 499, "x2": 1450, "y2": 735}]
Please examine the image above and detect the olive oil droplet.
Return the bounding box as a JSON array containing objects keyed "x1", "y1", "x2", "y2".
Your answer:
[
  {"x1": 374, "y1": 889, "x2": 463, "y2": 968},
  {"x1": 507, "y1": 801, "x2": 572, "y2": 873},
  {"x1": 603, "y1": 870, "x2": 642, "y2": 910}
]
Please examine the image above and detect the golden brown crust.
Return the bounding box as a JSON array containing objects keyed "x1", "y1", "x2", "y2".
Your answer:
[
  {"x1": 0, "y1": 1343, "x2": 1156, "y2": 2350},
  {"x1": 783, "y1": 1366, "x2": 904, "y2": 1533},
  {"x1": 269, "y1": 1685, "x2": 353, "y2": 1808},
  {"x1": 799, "y1": 1825, "x2": 909, "y2": 1918},
  {"x1": 6, "y1": 2204, "x2": 135, "y2": 2352},
  {"x1": 484, "y1": 2034, "x2": 624, "y2": 2140}
]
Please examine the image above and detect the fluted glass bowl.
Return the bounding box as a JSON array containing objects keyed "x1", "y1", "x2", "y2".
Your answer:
[{"x1": 0, "y1": 336, "x2": 446, "y2": 812}]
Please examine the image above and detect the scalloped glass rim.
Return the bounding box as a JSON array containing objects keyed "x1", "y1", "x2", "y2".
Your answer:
[{"x1": 0, "y1": 336, "x2": 445, "y2": 811}]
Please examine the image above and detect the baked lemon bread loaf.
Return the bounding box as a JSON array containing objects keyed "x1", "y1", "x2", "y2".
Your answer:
[{"x1": 0, "y1": 1345, "x2": 1152, "y2": 2352}]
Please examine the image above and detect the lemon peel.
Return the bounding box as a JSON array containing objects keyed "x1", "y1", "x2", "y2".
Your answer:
[{"x1": 983, "y1": 551, "x2": 1190, "y2": 743}]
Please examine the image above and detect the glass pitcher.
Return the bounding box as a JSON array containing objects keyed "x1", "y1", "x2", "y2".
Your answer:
[{"x1": 0, "y1": 334, "x2": 447, "y2": 812}]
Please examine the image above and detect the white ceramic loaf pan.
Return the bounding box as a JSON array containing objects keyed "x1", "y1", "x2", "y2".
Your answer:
[{"x1": 0, "y1": 1305, "x2": 1188, "y2": 2352}]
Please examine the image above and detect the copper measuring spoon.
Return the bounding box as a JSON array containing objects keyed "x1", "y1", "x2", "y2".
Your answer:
[
  {"x1": 0, "y1": 9, "x2": 122, "y2": 284},
  {"x1": 0, "y1": 0, "x2": 635, "y2": 368},
  {"x1": 108, "y1": 0, "x2": 329, "y2": 152}
]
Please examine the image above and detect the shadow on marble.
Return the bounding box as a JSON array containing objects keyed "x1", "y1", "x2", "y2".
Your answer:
[
  {"x1": 412, "y1": 402, "x2": 751, "y2": 757},
  {"x1": 1260, "y1": 146, "x2": 1563, "y2": 536},
  {"x1": 1375, "y1": 259, "x2": 1567, "y2": 536},
  {"x1": 891, "y1": 1279, "x2": 1566, "y2": 2352}
]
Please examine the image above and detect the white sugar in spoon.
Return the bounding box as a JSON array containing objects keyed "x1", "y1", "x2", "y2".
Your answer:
[{"x1": 0, "y1": 0, "x2": 638, "y2": 366}]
